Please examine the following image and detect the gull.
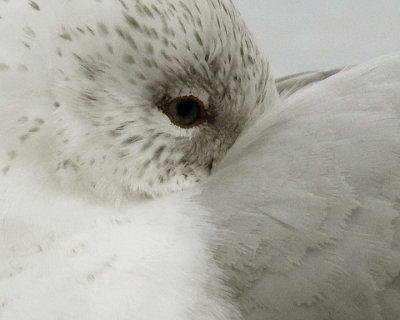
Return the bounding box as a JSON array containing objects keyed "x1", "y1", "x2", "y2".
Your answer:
[{"x1": 0, "y1": 1, "x2": 399, "y2": 319}]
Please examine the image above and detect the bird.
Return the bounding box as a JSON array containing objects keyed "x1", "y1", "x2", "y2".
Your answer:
[{"x1": 0, "y1": 0, "x2": 399, "y2": 320}]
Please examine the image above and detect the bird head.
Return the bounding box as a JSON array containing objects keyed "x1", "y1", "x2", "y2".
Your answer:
[{"x1": 51, "y1": 0, "x2": 278, "y2": 201}]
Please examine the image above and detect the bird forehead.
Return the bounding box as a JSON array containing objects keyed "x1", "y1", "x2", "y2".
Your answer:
[
  {"x1": 56, "y1": 0, "x2": 221, "y2": 52},
  {"x1": 54, "y1": 0, "x2": 243, "y2": 66},
  {"x1": 52, "y1": 0, "x2": 255, "y2": 105}
]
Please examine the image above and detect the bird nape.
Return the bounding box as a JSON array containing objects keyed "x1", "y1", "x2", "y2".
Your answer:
[{"x1": 0, "y1": 1, "x2": 399, "y2": 320}]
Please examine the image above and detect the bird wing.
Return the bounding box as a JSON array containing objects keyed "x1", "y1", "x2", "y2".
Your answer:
[
  {"x1": 199, "y1": 53, "x2": 400, "y2": 320},
  {"x1": 275, "y1": 66, "x2": 352, "y2": 98}
]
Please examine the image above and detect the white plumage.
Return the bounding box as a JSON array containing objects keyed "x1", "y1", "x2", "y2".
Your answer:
[
  {"x1": 0, "y1": 1, "x2": 399, "y2": 320},
  {"x1": 205, "y1": 55, "x2": 400, "y2": 319}
]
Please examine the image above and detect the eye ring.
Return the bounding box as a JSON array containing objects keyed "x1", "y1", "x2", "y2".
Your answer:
[{"x1": 161, "y1": 95, "x2": 207, "y2": 129}]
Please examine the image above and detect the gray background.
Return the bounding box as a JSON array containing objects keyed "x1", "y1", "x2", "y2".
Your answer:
[{"x1": 232, "y1": 0, "x2": 400, "y2": 76}]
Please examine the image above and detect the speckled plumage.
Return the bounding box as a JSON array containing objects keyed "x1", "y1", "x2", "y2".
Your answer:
[
  {"x1": 0, "y1": 0, "x2": 275, "y2": 201},
  {"x1": 1, "y1": 1, "x2": 400, "y2": 320}
]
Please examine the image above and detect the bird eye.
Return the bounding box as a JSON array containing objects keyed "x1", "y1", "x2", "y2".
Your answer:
[{"x1": 161, "y1": 95, "x2": 207, "y2": 128}]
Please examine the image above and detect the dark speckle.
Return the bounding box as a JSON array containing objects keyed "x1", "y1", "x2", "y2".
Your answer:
[
  {"x1": 141, "y1": 141, "x2": 152, "y2": 151},
  {"x1": 35, "y1": 118, "x2": 45, "y2": 125},
  {"x1": 29, "y1": 0, "x2": 40, "y2": 11},
  {"x1": 0, "y1": 63, "x2": 10, "y2": 72},
  {"x1": 208, "y1": 159, "x2": 214, "y2": 171},
  {"x1": 145, "y1": 43, "x2": 154, "y2": 55},
  {"x1": 24, "y1": 26, "x2": 35, "y2": 38},
  {"x1": 118, "y1": 151, "x2": 129, "y2": 158},
  {"x1": 29, "y1": 127, "x2": 39, "y2": 133},
  {"x1": 87, "y1": 273, "x2": 95, "y2": 282},
  {"x1": 154, "y1": 146, "x2": 166, "y2": 160},
  {"x1": 106, "y1": 43, "x2": 114, "y2": 54},
  {"x1": 19, "y1": 134, "x2": 30, "y2": 142},
  {"x1": 59, "y1": 31, "x2": 72, "y2": 41},
  {"x1": 2, "y1": 165, "x2": 10, "y2": 175},
  {"x1": 119, "y1": 0, "x2": 128, "y2": 10},
  {"x1": 22, "y1": 41, "x2": 31, "y2": 49},
  {"x1": 142, "y1": 5, "x2": 154, "y2": 18},
  {"x1": 86, "y1": 26, "x2": 95, "y2": 35},
  {"x1": 136, "y1": 72, "x2": 146, "y2": 81},
  {"x1": 122, "y1": 136, "x2": 142, "y2": 146},
  {"x1": 108, "y1": 129, "x2": 121, "y2": 137},
  {"x1": 194, "y1": 31, "x2": 203, "y2": 46},
  {"x1": 97, "y1": 22, "x2": 109, "y2": 36},
  {"x1": 122, "y1": 54, "x2": 136, "y2": 64},
  {"x1": 7, "y1": 151, "x2": 17, "y2": 160},
  {"x1": 124, "y1": 14, "x2": 141, "y2": 30},
  {"x1": 76, "y1": 27, "x2": 86, "y2": 35}
]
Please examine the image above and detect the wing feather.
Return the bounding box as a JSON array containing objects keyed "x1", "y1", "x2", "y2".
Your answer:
[
  {"x1": 200, "y1": 53, "x2": 400, "y2": 320},
  {"x1": 275, "y1": 66, "x2": 351, "y2": 98}
]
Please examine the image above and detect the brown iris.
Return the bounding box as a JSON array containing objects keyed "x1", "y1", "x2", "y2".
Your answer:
[{"x1": 161, "y1": 95, "x2": 207, "y2": 128}]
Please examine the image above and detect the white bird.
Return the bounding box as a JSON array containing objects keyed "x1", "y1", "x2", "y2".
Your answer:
[{"x1": 0, "y1": 1, "x2": 399, "y2": 320}]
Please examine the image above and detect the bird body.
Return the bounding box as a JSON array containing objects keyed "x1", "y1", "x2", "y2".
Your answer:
[
  {"x1": 0, "y1": 1, "x2": 399, "y2": 319},
  {"x1": 203, "y1": 53, "x2": 400, "y2": 320}
]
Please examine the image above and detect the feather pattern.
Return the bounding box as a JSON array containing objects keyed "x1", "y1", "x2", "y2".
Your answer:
[
  {"x1": 200, "y1": 53, "x2": 400, "y2": 320},
  {"x1": 0, "y1": 0, "x2": 399, "y2": 319},
  {"x1": 275, "y1": 67, "x2": 349, "y2": 97}
]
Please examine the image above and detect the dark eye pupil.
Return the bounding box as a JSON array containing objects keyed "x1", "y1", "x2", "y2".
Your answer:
[{"x1": 177, "y1": 100, "x2": 197, "y2": 117}]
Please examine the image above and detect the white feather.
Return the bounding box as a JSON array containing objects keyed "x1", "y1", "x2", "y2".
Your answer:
[{"x1": 201, "y1": 53, "x2": 400, "y2": 320}]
